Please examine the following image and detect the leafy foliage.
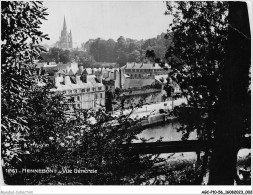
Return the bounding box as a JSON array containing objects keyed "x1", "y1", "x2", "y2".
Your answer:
[
  {"x1": 162, "y1": 1, "x2": 251, "y2": 184},
  {"x1": 84, "y1": 33, "x2": 173, "y2": 66},
  {"x1": 4, "y1": 92, "x2": 167, "y2": 184},
  {"x1": 40, "y1": 47, "x2": 95, "y2": 67},
  {"x1": 1, "y1": 1, "x2": 49, "y2": 168},
  {"x1": 164, "y1": 1, "x2": 229, "y2": 141}
]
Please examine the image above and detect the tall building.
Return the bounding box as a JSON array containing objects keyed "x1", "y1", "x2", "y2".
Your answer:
[{"x1": 56, "y1": 16, "x2": 73, "y2": 50}]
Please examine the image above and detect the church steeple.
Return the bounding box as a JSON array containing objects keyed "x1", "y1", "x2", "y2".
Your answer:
[
  {"x1": 57, "y1": 16, "x2": 73, "y2": 50},
  {"x1": 63, "y1": 16, "x2": 67, "y2": 31}
]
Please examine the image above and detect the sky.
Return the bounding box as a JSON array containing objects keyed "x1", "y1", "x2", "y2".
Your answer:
[{"x1": 40, "y1": 1, "x2": 173, "y2": 48}]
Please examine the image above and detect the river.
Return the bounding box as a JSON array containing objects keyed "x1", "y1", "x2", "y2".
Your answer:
[
  {"x1": 136, "y1": 122, "x2": 197, "y2": 143},
  {"x1": 135, "y1": 122, "x2": 249, "y2": 160}
]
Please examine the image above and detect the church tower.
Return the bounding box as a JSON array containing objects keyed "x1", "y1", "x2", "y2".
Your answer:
[
  {"x1": 57, "y1": 16, "x2": 73, "y2": 50},
  {"x1": 68, "y1": 30, "x2": 73, "y2": 49}
]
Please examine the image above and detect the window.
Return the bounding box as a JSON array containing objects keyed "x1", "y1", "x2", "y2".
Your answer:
[
  {"x1": 77, "y1": 96, "x2": 80, "y2": 101},
  {"x1": 62, "y1": 91, "x2": 66, "y2": 94},
  {"x1": 76, "y1": 104, "x2": 80, "y2": 109},
  {"x1": 70, "y1": 96, "x2": 74, "y2": 101},
  {"x1": 106, "y1": 86, "x2": 109, "y2": 90},
  {"x1": 94, "y1": 94, "x2": 98, "y2": 99},
  {"x1": 98, "y1": 87, "x2": 102, "y2": 90},
  {"x1": 100, "y1": 93, "x2": 103, "y2": 98},
  {"x1": 81, "y1": 89, "x2": 85, "y2": 92},
  {"x1": 74, "y1": 89, "x2": 77, "y2": 93},
  {"x1": 87, "y1": 88, "x2": 90, "y2": 92},
  {"x1": 92, "y1": 87, "x2": 96, "y2": 92},
  {"x1": 68, "y1": 90, "x2": 72, "y2": 94}
]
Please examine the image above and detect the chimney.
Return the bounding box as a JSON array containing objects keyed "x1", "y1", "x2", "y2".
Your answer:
[
  {"x1": 76, "y1": 75, "x2": 81, "y2": 84},
  {"x1": 81, "y1": 69, "x2": 88, "y2": 83},
  {"x1": 81, "y1": 74, "x2": 87, "y2": 83},
  {"x1": 64, "y1": 75, "x2": 71, "y2": 85},
  {"x1": 55, "y1": 76, "x2": 63, "y2": 86},
  {"x1": 114, "y1": 70, "x2": 117, "y2": 80},
  {"x1": 119, "y1": 69, "x2": 122, "y2": 88},
  {"x1": 78, "y1": 66, "x2": 84, "y2": 74},
  {"x1": 95, "y1": 71, "x2": 102, "y2": 83},
  {"x1": 108, "y1": 71, "x2": 110, "y2": 79},
  {"x1": 110, "y1": 71, "x2": 114, "y2": 80}
]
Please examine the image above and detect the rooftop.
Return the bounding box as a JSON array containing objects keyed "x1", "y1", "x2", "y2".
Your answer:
[
  {"x1": 124, "y1": 78, "x2": 156, "y2": 89},
  {"x1": 54, "y1": 75, "x2": 103, "y2": 91},
  {"x1": 124, "y1": 62, "x2": 165, "y2": 70}
]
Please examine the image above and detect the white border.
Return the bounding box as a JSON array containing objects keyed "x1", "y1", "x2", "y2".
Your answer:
[
  {"x1": 1, "y1": 186, "x2": 252, "y2": 195},
  {"x1": 1, "y1": 0, "x2": 252, "y2": 194}
]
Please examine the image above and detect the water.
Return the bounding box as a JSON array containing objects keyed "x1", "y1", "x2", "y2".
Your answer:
[
  {"x1": 135, "y1": 122, "x2": 250, "y2": 160},
  {"x1": 134, "y1": 122, "x2": 198, "y2": 160},
  {"x1": 136, "y1": 122, "x2": 197, "y2": 143}
]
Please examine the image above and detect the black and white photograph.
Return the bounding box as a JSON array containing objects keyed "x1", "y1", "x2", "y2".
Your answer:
[{"x1": 1, "y1": 0, "x2": 251, "y2": 193}]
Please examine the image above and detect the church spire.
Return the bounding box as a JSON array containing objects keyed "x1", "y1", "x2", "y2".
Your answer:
[
  {"x1": 63, "y1": 16, "x2": 67, "y2": 30},
  {"x1": 58, "y1": 16, "x2": 72, "y2": 50}
]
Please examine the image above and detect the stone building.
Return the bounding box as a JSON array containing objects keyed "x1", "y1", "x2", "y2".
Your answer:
[
  {"x1": 122, "y1": 62, "x2": 169, "y2": 79},
  {"x1": 56, "y1": 16, "x2": 73, "y2": 50},
  {"x1": 53, "y1": 66, "x2": 105, "y2": 110}
]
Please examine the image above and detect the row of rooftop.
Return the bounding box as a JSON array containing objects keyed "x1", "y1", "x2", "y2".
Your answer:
[{"x1": 35, "y1": 61, "x2": 178, "y2": 110}]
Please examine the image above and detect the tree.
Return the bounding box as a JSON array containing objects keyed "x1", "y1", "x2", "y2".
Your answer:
[
  {"x1": 105, "y1": 39, "x2": 116, "y2": 62},
  {"x1": 81, "y1": 39, "x2": 95, "y2": 52},
  {"x1": 208, "y1": 2, "x2": 251, "y2": 185},
  {"x1": 71, "y1": 50, "x2": 95, "y2": 67},
  {"x1": 49, "y1": 47, "x2": 61, "y2": 63},
  {"x1": 59, "y1": 49, "x2": 71, "y2": 64},
  {"x1": 1, "y1": 1, "x2": 49, "y2": 168},
  {"x1": 89, "y1": 38, "x2": 108, "y2": 62},
  {"x1": 115, "y1": 36, "x2": 128, "y2": 65},
  {"x1": 128, "y1": 50, "x2": 141, "y2": 63},
  {"x1": 163, "y1": 1, "x2": 250, "y2": 185}
]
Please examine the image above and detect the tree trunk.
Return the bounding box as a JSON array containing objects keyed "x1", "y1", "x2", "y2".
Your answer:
[{"x1": 208, "y1": 2, "x2": 251, "y2": 185}]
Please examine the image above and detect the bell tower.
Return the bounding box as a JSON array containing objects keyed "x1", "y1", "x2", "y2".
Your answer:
[{"x1": 57, "y1": 16, "x2": 73, "y2": 50}]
